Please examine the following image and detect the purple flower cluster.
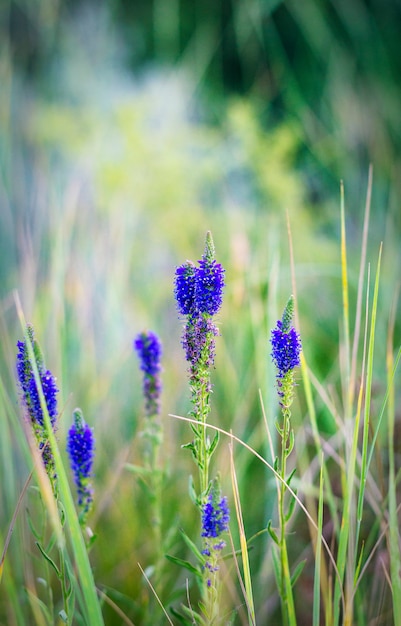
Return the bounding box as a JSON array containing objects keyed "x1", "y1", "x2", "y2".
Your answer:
[
  {"x1": 202, "y1": 493, "x2": 230, "y2": 539},
  {"x1": 174, "y1": 262, "x2": 197, "y2": 316},
  {"x1": 67, "y1": 409, "x2": 95, "y2": 520},
  {"x1": 271, "y1": 320, "x2": 302, "y2": 379},
  {"x1": 134, "y1": 331, "x2": 163, "y2": 416},
  {"x1": 174, "y1": 232, "x2": 224, "y2": 370},
  {"x1": 271, "y1": 296, "x2": 301, "y2": 380},
  {"x1": 16, "y1": 326, "x2": 59, "y2": 485},
  {"x1": 174, "y1": 237, "x2": 225, "y2": 319},
  {"x1": 16, "y1": 330, "x2": 58, "y2": 429},
  {"x1": 201, "y1": 490, "x2": 230, "y2": 587}
]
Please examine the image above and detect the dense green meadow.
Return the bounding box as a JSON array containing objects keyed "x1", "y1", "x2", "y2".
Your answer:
[{"x1": 1, "y1": 2, "x2": 401, "y2": 624}]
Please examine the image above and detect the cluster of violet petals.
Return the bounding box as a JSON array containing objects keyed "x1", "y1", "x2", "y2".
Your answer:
[
  {"x1": 271, "y1": 320, "x2": 302, "y2": 379},
  {"x1": 134, "y1": 330, "x2": 163, "y2": 417},
  {"x1": 174, "y1": 247, "x2": 225, "y2": 319},
  {"x1": 201, "y1": 491, "x2": 230, "y2": 586},
  {"x1": 174, "y1": 233, "x2": 225, "y2": 370},
  {"x1": 16, "y1": 329, "x2": 58, "y2": 430},
  {"x1": 66, "y1": 409, "x2": 95, "y2": 515}
]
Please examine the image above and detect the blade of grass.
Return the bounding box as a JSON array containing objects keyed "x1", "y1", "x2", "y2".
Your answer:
[
  {"x1": 313, "y1": 455, "x2": 324, "y2": 626},
  {"x1": 349, "y1": 164, "x2": 373, "y2": 408},
  {"x1": 356, "y1": 245, "x2": 382, "y2": 525},
  {"x1": 386, "y1": 285, "x2": 401, "y2": 623},
  {"x1": 333, "y1": 184, "x2": 363, "y2": 626},
  {"x1": 229, "y1": 440, "x2": 256, "y2": 626},
  {"x1": 340, "y1": 180, "x2": 351, "y2": 419},
  {"x1": 287, "y1": 210, "x2": 332, "y2": 617}
]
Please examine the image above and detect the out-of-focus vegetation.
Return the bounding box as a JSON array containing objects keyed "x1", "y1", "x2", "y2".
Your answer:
[{"x1": 1, "y1": 1, "x2": 400, "y2": 624}]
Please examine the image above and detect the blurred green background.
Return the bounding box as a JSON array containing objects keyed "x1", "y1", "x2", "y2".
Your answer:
[{"x1": 1, "y1": 0, "x2": 400, "y2": 623}]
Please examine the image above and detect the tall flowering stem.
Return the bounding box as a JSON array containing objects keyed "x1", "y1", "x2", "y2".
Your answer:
[
  {"x1": 269, "y1": 295, "x2": 302, "y2": 626},
  {"x1": 174, "y1": 232, "x2": 229, "y2": 611},
  {"x1": 174, "y1": 232, "x2": 224, "y2": 500},
  {"x1": 134, "y1": 330, "x2": 164, "y2": 568},
  {"x1": 16, "y1": 324, "x2": 59, "y2": 495},
  {"x1": 67, "y1": 408, "x2": 95, "y2": 528}
]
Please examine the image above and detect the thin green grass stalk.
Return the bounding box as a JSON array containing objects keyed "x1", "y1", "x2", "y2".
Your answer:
[
  {"x1": 340, "y1": 246, "x2": 381, "y2": 626},
  {"x1": 365, "y1": 345, "x2": 401, "y2": 476},
  {"x1": 229, "y1": 442, "x2": 256, "y2": 626},
  {"x1": 332, "y1": 371, "x2": 363, "y2": 624},
  {"x1": 340, "y1": 181, "x2": 351, "y2": 420},
  {"x1": 386, "y1": 288, "x2": 401, "y2": 623},
  {"x1": 137, "y1": 563, "x2": 174, "y2": 626},
  {"x1": 287, "y1": 217, "x2": 333, "y2": 618},
  {"x1": 333, "y1": 189, "x2": 361, "y2": 626},
  {"x1": 355, "y1": 249, "x2": 382, "y2": 525},
  {"x1": 313, "y1": 455, "x2": 324, "y2": 626},
  {"x1": 276, "y1": 411, "x2": 297, "y2": 626},
  {"x1": 298, "y1": 355, "x2": 335, "y2": 609},
  {"x1": 349, "y1": 165, "x2": 373, "y2": 409},
  {"x1": 16, "y1": 295, "x2": 104, "y2": 626}
]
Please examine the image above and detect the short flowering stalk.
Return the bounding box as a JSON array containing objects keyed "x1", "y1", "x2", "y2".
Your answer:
[
  {"x1": 134, "y1": 331, "x2": 163, "y2": 420},
  {"x1": 16, "y1": 324, "x2": 59, "y2": 494},
  {"x1": 134, "y1": 329, "x2": 163, "y2": 469},
  {"x1": 134, "y1": 330, "x2": 164, "y2": 568},
  {"x1": 67, "y1": 408, "x2": 95, "y2": 527},
  {"x1": 269, "y1": 295, "x2": 302, "y2": 626},
  {"x1": 201, "y1": 483, "x2": 230, "y2": 620},
  {"x1": 174, "y1": 232, "x2": 225, "y2": 501}
]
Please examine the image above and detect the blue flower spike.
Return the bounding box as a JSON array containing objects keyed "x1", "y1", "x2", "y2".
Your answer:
[
  {"x1": 174, "y1": 261, "x2": 197, "y2": 316},
  {"x1": 16, "y1": 325, "x2": 59, "y2": 487},
  {"x1": 134, "y1": 330, "x2": 163, "y2": 418},
  {"x1": 174, "y1": 231, "x2": 225, "y2": 372},
  {"x1": 271, "y1": 295, "x2": 302, "y2": 407},
  {"x1": 201, "y1": 484, "x2": 230, "y2": 588},
  {"x1": 67, "y1": 408, "x2": 95, "y2": 525}
]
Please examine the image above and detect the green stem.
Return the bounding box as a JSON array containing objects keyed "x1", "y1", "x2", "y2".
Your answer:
[
  {"x1": 198, "y1": 378, "x2": 211, "y2": 499},
  {"x1": 278, "y1": 407, "x2": 297, "y2": 626}
]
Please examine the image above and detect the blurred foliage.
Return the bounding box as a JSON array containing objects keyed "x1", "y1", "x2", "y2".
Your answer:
[{"x1": 2, "y1": 0, "x2": 401, "y2": 216}]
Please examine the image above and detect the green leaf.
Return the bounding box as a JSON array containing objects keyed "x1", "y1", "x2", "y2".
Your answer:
[
  {"x1": 179, "y1": 528, "x2": 204, "y2": 562},
  {"x1": 26, "y1": 505, "x2": 42, "y2": 541},
  {"x1": 271, "y1": 546, "x2": 281, "y2": 587},
  {"x1": 284, "y1": 488, "x2": 298, "y2": 523},
  {"x1": 290, "y1": 559, "x2": 306, "y2": 588},
  {"x1": 286, "y1": 467, "x2": 297, "y2": 486},
  {"x1": 286, "y1": 428, "x2": 295, "y2": 456},
  {"x1": 170, "y1": 605, "x2": 204, "y2": 625},
  {"x1": 267, "y1": 520, "x2": 279, "y2": 545},
  {"x1": 35, "y1": 542, "x2": 61, "y2": 578},
  {"x1": 164, "y1": 554, "x2": 202, "y2": 581},
  {"x1": 179, "y1": 603, "x2": 205, "y2": 624},
  {"x1": 207, "y1": 431, "x2": 219, "y2": 457}
]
